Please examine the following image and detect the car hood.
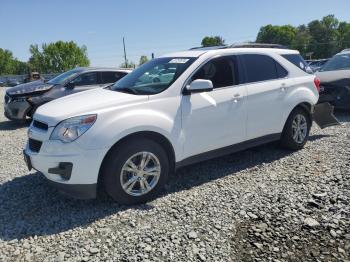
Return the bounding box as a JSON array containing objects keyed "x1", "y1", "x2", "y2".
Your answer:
[
  {"x1": 6, "y1": 80, "x2": 54, "y2": 96},
  {"x1": 316, "y1": 70, "x2": 350, "y2": 87},
  {"x1": 35, "y1": 88, "x2": 149, "y2": 126}
]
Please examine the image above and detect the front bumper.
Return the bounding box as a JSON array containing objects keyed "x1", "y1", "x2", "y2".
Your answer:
[
  {"x1": 318, "y1": 85, "x2": 350, "y2": 109},
  {"x1": 4, "y1": 98, "x2": 32, "y2": 121},
  {"x1": 24, "y1": 123, "x2": 109, "y2": 199}
]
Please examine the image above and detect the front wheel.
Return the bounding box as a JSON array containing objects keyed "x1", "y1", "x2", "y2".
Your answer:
[
  {"x1": 280, "y1": 108, "x2": 311, "y2": 150},
  {"x1": 102, "y1": 138, "x2": 169, "y2": 205}
]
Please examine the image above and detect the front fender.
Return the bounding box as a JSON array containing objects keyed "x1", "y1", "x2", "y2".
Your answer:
[{"x1": 77, "y1": 109, "x2": 182, "y2": 158}]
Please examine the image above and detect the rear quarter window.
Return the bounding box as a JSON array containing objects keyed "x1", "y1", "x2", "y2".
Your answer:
[{"x1": 282, "y1": 54, "x2": 312, "y2": 73}]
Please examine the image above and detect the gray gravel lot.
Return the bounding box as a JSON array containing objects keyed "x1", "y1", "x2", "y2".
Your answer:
[{"x1": 0, "y1": 87, "x2": 349, "y2": 261}]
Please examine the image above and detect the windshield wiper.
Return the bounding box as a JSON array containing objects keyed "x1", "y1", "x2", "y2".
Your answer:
[{"x1": 115, "y1": 87, "x2": 139, "y2": 95}]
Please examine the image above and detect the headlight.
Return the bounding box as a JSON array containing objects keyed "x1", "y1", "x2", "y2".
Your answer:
[{"x1": 50, "y1": 114, "x2": 97, "y2": 143}]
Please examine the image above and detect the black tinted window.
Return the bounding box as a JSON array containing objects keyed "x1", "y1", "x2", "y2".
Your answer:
[
  {"x1": 72, "y1": 72, "x2": 98, "y2": 86},
  {"x1": 282, "y1": 54, "x2": 311, "y2": 73},
  {"x1": 241, "y1": 54, "x2": 285, "y2": 83},
  {"x1": 276, "y1": 62, "x2": 288, "y2": 78},
  {"x1": 101, "y1": 71, "x2": 127, "y2": 84},
  {"x1": 192, "y1": 56, "x2": 237, "y2": 88}
]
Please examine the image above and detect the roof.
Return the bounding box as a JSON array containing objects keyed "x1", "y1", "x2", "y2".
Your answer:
[
  {"x1": 340, "y1": 48, "x2": 350, "y2": 54},
  {"x1": 161, "y1": 47, "x2": 299, "y2": 58},
  {"x1": 75, "y1": 67, "x2": 132, "y2": 73}
]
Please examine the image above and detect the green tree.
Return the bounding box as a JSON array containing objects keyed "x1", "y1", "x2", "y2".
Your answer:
[
  {"x1": 337, "y1": 21, "x2": 350, "y2": 50},
  {"x1": 291, "y1": 25, "x2": 312, "y2": 57},
  {"x1": 0, "y1": 48, "x2": 15, "y2": 75},
  {"x1": 256, "y1": 24, "x2": 297, "y2": 46},
  {"x1": 307, "y1": 15, "x2": 339, "y2": 58},
  {"x1": 201, "y1": 36, "x2": 225, "y2": 47},
  {"x1": 0, "y1": 48, "x2": 29, "y2": 75},
  {"x1": 139, "y1": 55, "x2": 149, "y2": 65},
  {"x1": 120, "y1": 59, "x2": 136, "y2": 68},
  {"x1": 28, "y1": 41, "x2": 90, "y2": 73}
]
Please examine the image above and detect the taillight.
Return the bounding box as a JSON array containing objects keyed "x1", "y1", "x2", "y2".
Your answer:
[{"x1": 314, "y1": 77, "x2": 321, "y2": 93}]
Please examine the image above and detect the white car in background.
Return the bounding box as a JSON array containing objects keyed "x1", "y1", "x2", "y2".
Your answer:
[{"x1": 24, "y1": 46, "x2": 337, "y2": 205}]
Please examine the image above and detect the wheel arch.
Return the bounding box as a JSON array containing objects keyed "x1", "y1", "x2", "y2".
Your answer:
[
  {"x1": 282, "y1": 101, "x2": 313, "y2": 133},
  {"x1": 97, "y1": 131, "x2": 176, "y2": 190}
]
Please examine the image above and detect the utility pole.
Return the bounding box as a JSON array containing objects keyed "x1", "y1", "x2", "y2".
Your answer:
[{"x1": 123, "y1": 37, "x2": 127, "y2": 67}]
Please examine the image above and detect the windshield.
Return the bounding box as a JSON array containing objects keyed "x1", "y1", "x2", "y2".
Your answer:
[
  {"x1": 111, "y1": 57, "x2": 196, "y2": 95},
  {"x1": 48, "y1": 68, "x2": 82, "y2": 85},
  {"x1": 320, "y1": 53, "x2": 350, "y2": 72}
]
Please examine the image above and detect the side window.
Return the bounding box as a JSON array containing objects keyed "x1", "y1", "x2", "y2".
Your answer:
[
  {"x1": 282, "y1": 54, "x2": 312, "y2": 73},
  {"x1": 101, "y1": 71, "x2": 127, "y2": 84},
  {"x1": 241, "y1": 54, "x2": 285, "y2": 83},
  {"x1": 72, "y1": 72, "x2": 98, "y2": 86},
  {"x1": 192, "y1": 56, "x2": 238, "y2": 88},
  {"x1": 276, "y1": 62, "x2": 288, "y2": 78}
]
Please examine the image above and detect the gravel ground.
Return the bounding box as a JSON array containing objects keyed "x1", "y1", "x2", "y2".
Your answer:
[{"x1": 0, "y1": 87, "x2": 349, "y2": 262}]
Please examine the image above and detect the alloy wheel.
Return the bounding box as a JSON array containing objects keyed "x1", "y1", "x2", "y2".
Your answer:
[
  {"x1": 120, "y1": 152, "x2": 161, "y2": 196},
  {"x1": 292, "y1": 114, "x2": 308, "y2": 144}
]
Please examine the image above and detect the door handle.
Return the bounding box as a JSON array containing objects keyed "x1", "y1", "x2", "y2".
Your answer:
[
  {"x1": 233, "y1": 93, "x2": 241, "y2": 103},
  {"x1": 280, "y1": 83, "x2": 287, "y2": 92}
]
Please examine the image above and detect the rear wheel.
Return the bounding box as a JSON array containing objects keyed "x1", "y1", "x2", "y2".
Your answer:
[
  {"x1": 102, "y1": 138, "x2": 169, "y2": 205},
  {"x1": 280, "y1": 108, "x2": 311, "y2": 150}
]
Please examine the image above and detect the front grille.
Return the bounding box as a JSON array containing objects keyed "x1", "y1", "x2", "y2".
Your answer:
[
  {"x1": 33, "y1": 120, "x2": 48, "y2": 131},
  {"x1": 29, "y1": 138, "x2": 42, "y2": 153}
]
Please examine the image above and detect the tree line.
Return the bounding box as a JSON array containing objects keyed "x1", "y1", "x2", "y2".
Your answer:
[
  {"x1": 202, "y1": 15, "x2": 350, "y2": 59},
  {"x1": 0, "y1": 41, "x2": 90, "y2": 76},
  {"x1": 1, "y1": 14, "x2": 349, "y2": 76}
]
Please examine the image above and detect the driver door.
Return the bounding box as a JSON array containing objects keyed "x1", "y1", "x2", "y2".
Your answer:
[{"x1": 181, "y1": 56, "x2": 247, "y2": 159}]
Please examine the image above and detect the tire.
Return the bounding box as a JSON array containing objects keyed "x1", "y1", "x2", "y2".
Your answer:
[
  {"x1": 280, "y1": 107, "x2": 311, "y2": 150},
  {"x1": 102, "y1": 138, "x2": 169, "y2": 205}
]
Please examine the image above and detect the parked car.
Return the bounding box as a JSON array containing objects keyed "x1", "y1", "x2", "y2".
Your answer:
[
  {"x1": 6, "y1": 79, "x2": 21, "y2": 87},
  {"x1": 306, "y1": 59, "x2": 329, "y2": 72},
  {"x1": 24, "y1": 47, "x2": 338, "y2": 204},
  {"x1": 316, "y1": 49, "x2": 350, "y2": 109},
  {"x1": 4, "y1": 67, "x2": 131, "y2": 121}
]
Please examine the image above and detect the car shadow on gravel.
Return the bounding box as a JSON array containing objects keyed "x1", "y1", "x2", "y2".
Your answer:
[
  {"x1": 0, "y1": 136, "x2": 330, "y2": 241},
  {"x1": 0, "y1": 119, "x2": 30, "y2": 131}
]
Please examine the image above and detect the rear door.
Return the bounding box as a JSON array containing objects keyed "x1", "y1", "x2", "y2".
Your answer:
[{"x1": 240, "y1": 54, "x2": 292, "y2": 140}]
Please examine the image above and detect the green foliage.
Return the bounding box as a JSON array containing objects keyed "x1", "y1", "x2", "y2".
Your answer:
[
  {"x1": 201, "y1": 36, "x2": 225, "y2": 47},
  {"x1": 257, "y1": 25, "x2": 297, "y2": 46},
  {"x1": 139, "y1": 55, "x2": 149, "y2": 65},
  {"x1": 120, "y1": 59, "x2": 136, "y2": 69},
  {"x1": 0, "y1": 48, "x2": 29, "y2": 75},
  {"x1": 28, "y1": 41, "x2": 90, "y2": 73},
  {"x1": 256, "y1": 15, "x2": 350, "y2": 59}
]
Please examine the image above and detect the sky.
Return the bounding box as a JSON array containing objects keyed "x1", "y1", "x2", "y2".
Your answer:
[{"x1": 0, "y1": 0, "x2": 349, "y2": 67}]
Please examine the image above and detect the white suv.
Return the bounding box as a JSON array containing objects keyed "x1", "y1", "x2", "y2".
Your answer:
[{"x1": 24, "y1": 47, "x2": 325, "y2": 204}]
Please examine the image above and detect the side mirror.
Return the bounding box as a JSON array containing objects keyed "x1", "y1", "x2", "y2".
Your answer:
[
  {"x1": 65, "y1": 82, "x2": 75, "y2": 89},
  {"x1": 184, "y1": 79, "x2": 213, "y2": 94}
]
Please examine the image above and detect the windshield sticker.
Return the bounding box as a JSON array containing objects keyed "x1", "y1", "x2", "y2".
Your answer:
[
  {"x1": 299, "y1": 62, "x2": 305, "y2": 69},
  {"x1": 169, "y1": 58, "x2": 189, "y2": 64}
]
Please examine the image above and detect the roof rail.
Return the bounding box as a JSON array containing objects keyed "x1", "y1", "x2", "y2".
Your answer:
[
  {"x1": 230, "y1": 43, "x2": 289, "y2": 49},
  {"x1": 189, "y1": 43, "x2": 290, "y2": 51},
  {"x1": 189, "y1": 45, "x2": 228, "y2": 51},
  {"x1": 341, "y1": 48, "x2": 350, "y2": 52}
]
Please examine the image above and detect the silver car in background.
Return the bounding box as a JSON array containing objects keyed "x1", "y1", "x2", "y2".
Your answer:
[{"x1": 4, "y1": 67, "x2": 131, "y2": 122}]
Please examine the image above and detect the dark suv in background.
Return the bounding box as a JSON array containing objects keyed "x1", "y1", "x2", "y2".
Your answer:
[{"x1": 4, "y1": 67, "x2": 131, "y2": 122}]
